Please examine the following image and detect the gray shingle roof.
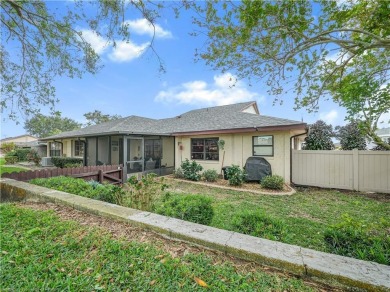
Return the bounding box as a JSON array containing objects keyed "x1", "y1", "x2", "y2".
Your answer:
[{"x1": 41, "y1": 101, "x2": 305, "y2": 140}]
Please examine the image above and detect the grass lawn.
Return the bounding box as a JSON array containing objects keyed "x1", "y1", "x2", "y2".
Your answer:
[
  {"x1": 165, "y1": 179, "x2": 390, "y2": 253},
  {"x1": 0, "y1": 157, "x2": 27, "y2": 176},
  {"x1": 0, "y1": 204, "x2": 321, "y2": 291}
]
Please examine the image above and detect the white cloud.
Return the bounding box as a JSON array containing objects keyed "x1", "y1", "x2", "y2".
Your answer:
[
  {"x1": 319, "y1": 109, "x2": 339, "y2": 124},
  {"x1": 124, "y1": 18, "x2": 172, "y2": 39},
  {"x1": 155, "y1": 73, "x2": 261, "y2": 106},
  {"x1": 108, "y1": 41, "x2": 149, "y2": 62},
  {"x1": 80, "y1": 30, "x2": 109, "y2": 54}
]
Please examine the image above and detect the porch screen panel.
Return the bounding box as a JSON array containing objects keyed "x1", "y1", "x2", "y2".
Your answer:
[
  {"x1": 97, "y1": 137, "x2": 109, "y2": 165},
  {"x1": 87, "y1": 138, "x2": 97, "y2": 166}
]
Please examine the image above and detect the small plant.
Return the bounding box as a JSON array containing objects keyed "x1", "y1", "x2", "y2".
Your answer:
[
  {"x1": 324, "y1": 214, "x2": 389, "y2": 265},
  {"x1": 225, "y1": 164, "x2": 246, "y2": 186},
  {"x1": 14, "y1": 148, "x2": 31, "y2": 162},
  {"x1": 173, "y1": 167, "x2": 185, "y2": 179},
  {"x1": 26, "y1": 149, "x2": 41, "y2": 166},
  {"x1": 4, "y1": 153, "x2": 18, "y2": 164},
  {"x1": 203, "y1": 169, "x2": 219, "y2": 182},
  {"x1": 231, "y1": 210, "x2": 287, "y2": 241},
  {"x1": 125, "y1": 173, "x2": 168, "y2": 211},
  {"x1": 155, "y1": 193, "x2": 214, "y2": 225},
  {"x1": 180, "y1": 159, "x2": 203, "y2": 181},
  {"x1": 261, "y1": 175, "x2": 284, "y2": 190}
]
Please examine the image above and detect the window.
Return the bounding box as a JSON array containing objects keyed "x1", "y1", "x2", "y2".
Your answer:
[
  {"x1": 253, "y1": 135, "x2": 273, "y2": 156},
  {"x1": 50, "y1": 142, "x2": 61, "y2": 157},
  {"x1": 74, "y1": 140, "x2": 84, "y2": 157},
  {"x1": 191, "y1": 138, "x2": 219, "y2": 160},
  {"x1": 144, "y1": 139, "x2": 162, "y2": 160}
]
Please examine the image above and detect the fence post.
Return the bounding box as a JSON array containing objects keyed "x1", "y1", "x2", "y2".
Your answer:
[
  {"x1": 98, "y1": 169, "x2": 103, "y2": 183},
  {"x1": 353, "y1": 149, "x2": 359, "y2": 191}
]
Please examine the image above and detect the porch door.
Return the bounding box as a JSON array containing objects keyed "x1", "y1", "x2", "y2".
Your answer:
[{"x1": 125, "y1": 137, "x2": 144, "y2": 174}]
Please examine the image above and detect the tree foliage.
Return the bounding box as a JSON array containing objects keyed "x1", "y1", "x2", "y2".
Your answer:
[
  {"x1": 335, "y1": 121, "x2": 367, "y2": 150},
  {"x1": 83, "y1": 110, "x2": 122, "y2": 126},
  {"x1": 24, "y1": 112, "x2": 81, "y2": 138},
  {"x1": 1, "y1": 0, "x2": 164, "y2": 120},
  {"x1": 303, "y1": 120, "x2": 334, "y2": 150},
  {"x1": 194, "y1": 0, "x2": 390, "y2": 143}
]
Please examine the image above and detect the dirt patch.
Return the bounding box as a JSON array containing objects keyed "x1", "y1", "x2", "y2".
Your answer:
[{"x1": 17, "y1": 202, "x2": 342, "y2": 292}]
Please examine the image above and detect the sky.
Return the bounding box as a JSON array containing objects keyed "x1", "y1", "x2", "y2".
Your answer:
[{"x1": 1, "y1": 1, "x2": 389, "y2": 139}]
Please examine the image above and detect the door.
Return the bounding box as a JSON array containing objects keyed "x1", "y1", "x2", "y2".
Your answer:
[{"x1": 125, "y1": 137, "x2": 144, "y2": 174}]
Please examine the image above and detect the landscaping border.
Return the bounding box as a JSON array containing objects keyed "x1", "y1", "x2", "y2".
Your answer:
[{"x1": 1, "y1": 178, "x2": 389, "y2": 291}]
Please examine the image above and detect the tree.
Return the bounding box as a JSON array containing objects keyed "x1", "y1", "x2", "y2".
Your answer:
[
  {"x1": 335, "y1": 121, "x2": 367, "y2": 150},
  {"x1": 24, "y1": 112, "x2": 81, "y2": 138},
  {"x1": 194, "y1": 0, "x2": 389, "y2": 144},
  {"x1": 83, "y1": 110, "x2": 122, "y2": 127},
  {"x1": 1, "y1": 0, "x2": 165, "y2": 120},
  {"x1": 303, "y1": 120, "x2": 334, "y2": 150}
]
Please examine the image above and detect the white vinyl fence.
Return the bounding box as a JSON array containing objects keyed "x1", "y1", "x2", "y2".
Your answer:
[{"x1": 292, "y1": 149, "x2": 390, "y2": 193}]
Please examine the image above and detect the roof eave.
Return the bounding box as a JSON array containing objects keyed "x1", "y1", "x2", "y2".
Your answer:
[
  {"x1": 39, "y1": 131, "x2": 172, "y2": 141},
  {"x1": 172, "y1": 123, "x2": 307, "y2": 137}
]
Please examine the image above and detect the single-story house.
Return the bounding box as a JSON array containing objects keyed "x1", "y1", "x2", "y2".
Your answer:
[
  {"x1": 40, "y1": 101, "x2": 307, "y2": 182},
  {"x1": 0, "y1": 134, "x2": 38, "y2": 148}
]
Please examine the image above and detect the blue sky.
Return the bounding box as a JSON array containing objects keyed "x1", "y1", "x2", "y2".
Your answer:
[{"x1": 1, "y1": 1, "x2": 388, "y2": 139}]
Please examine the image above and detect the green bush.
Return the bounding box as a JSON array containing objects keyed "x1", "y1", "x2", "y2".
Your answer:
[
  {"x1": 261, "y1": 175, "x2": 284, "y2": 190},
  {"x1": 14, "y1": 148, "x2": 31, "y2": 162},
  {"x1": 125, "y1": 173, "x2": 168, "y2": 211},
  {"x1": 30, "y1": 176, "x2": 125, "y2": 205},
  {"x1": 225, "y1": 165, "x2": 246, "y2": 186},
  {"x1": 51, "y1": 157, "x2": 83, "y2": 168},
  {"x1": 180, "y1": 159, "x2": 203, "y2": 181},
  {"x1": 155, "y1": 193, "x2": 214, "y2": 225},
  {"x1": 26, "y1": 149, "x2": 41, "y2": 166},
  {"x1": 203, "y1": 169, "x2": 219, "y2": 182},
  {"x1": 1, "y1": 142, "x2": 16, "y2": 153},
  {"x1": 324, "y1": 214, "x2": 390, "y2": 265},
  {"x1": 4, "y1": 153, "x2": 18, "y2": 164},
  {"x1": 173, "y1": 167, "x2": 185, "y2": 179},
  {"x1": 231, "y1": 210, "x2": 287, "y2": 241}
]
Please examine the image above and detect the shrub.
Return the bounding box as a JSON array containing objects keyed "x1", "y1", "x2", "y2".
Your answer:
[
  {"x1": 155, "y1": 193, "x2": 214, "y2": 225},
  {"x1": 261, "y1": 175, "x2": 285, "y2": 190},
  {"x1": 1, "y1": 142, "x2": 16, "y2": 153},
  {"x1": 324, "y1": 214, "x2": 390, "y2": 265},
  {"x1": 225, "y1": 164, "x2": 246, "y2": 186},
  {"x1": 14, "y1": 148, "x2": 31, "y2": 162},
  {"x1": 30, "y1": 176, "x2": 125, "y2": 205},
  {"x1": 125, "y1": 173, "x2": 168, "y2": 211},
  {"x1": 180, "y1": 159, "x2": 203, "y2": 181},
  {"x1": 203, "y1": 169, "x2": 219, "y2": 182},
  {"x1": 173, "y1": 167, "x2": 185, "y2": 179},
  {"x1": 51, "y1": 157, "x2": 83, "y2": 168},
  {"x1": 4, "y1": 152, "x2": 18, "y2": 164},
  {"x1": 231, "y1": 210, "x2": 287, "y2": 241},
  {"x1": 26, "y1": 149, "x2": 41, "y2": 166}
]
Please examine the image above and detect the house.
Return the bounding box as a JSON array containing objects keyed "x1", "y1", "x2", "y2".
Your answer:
[
  {"x1": 367, "y1": 127, "x2": 390, "y2": 149},
  {"x1": 40, "y1": 102, "x2": 306, "y2": 182},
  {"x1": 0, "y1": 134, "x2": 38, "y2": 148}
]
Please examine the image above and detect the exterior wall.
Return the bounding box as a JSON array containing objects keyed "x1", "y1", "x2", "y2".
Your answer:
[
  {"x1": 175, "y1": 131, "x2": 296, "y2": 182},
  {"x1": 292, "y1": 149, "x2": 390, "y2": 193},
  {"x1": 0, "y1": 135, "x2": 37, "y2": 144},
  {"x1": 45, "y1": 138, "x2": 85, "y2": 158}
]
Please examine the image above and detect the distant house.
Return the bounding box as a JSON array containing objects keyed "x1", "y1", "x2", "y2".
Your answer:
[
  {"x1": 0, "y1": 134, "x2": 37, "y2": 147},
  {"x1": 367, "y1": 127, "x2": 390, "y2": 149},
  {"x1": 40, "y1": 102, "x2": 306, "y2": 182}
]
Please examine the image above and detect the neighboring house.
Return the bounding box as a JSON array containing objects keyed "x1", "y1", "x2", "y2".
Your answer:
[
  {"x1": 0, "y1": 134, "x2": 38, "y2": 148},
  {"x1": 40, "y1": 102, "x2": 306, "y2": 182}
]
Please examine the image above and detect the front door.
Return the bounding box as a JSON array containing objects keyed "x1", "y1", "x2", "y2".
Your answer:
[{"x1": 125, "y1": 137, "x2": 144, "y2": 175}]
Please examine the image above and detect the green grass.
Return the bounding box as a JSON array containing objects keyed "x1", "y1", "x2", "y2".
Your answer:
[
  {"x1": 0, "y1": 158, "x2": 27, "y2": 175},
  {"x1": 165, "y1": 180, "x2": 390, "y2": 255},
  {"x1": 0, "y1": 204, "x2": 315, "y2": 291}
]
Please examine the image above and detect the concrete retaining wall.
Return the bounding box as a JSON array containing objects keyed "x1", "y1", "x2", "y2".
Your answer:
[{"x1": 1, "y1": 178, "x2": 389, "y2": 291}]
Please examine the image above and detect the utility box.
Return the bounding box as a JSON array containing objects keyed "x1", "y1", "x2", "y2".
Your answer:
[{"x1": 244, "y1": 157, "x2": 272, "y2": 182}]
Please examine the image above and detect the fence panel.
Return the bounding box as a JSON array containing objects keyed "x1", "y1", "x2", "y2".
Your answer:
[
  {"x1": 292, "y1": 150, "x2": 390, "y2": 193},
  {"x1": 2, "y1": 165, "x2": 123, "y2": 185}
]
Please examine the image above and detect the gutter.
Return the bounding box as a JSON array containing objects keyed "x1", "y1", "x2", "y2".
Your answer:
[{"x1": 289, "y1": 129, "x2": 308, "y2": 184}]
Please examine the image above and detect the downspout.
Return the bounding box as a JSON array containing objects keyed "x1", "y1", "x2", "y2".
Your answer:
[{"x1": 290, "y1": 129, "x2": 308, "y2": 185}]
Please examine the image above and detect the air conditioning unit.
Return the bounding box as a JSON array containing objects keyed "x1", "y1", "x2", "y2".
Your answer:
[{"x1": 41, "y1": 157, "x2": 53, "y2": 167}]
